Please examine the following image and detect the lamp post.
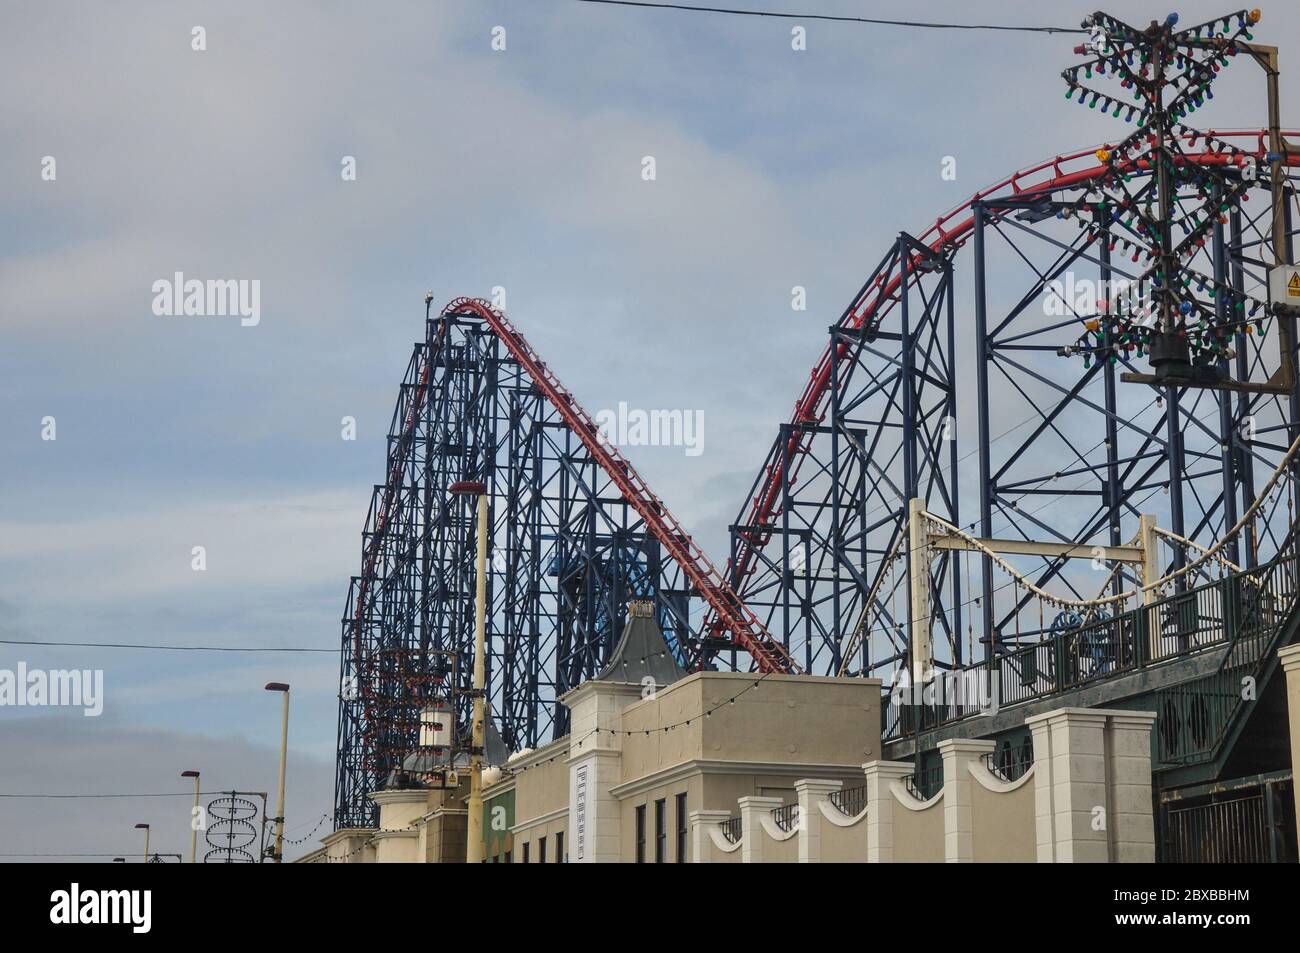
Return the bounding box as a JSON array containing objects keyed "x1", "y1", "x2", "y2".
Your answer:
[
  {"x1": 134, "y1": 823, "x2": 150, "y2": 863},
  {"x1": 264, "y1": 682, "x2": 291, "y2": 863},
  {"x1": 449, "y1": 479, "x2": 489, "y2": 864},
  {"x1": 180, "y1": 770, "x2": 201, "y2": 863}
]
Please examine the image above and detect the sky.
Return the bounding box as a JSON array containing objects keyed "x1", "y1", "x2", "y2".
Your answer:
[{"x1": 3, "y1": 0, "x2": 1298, "y2": 862}]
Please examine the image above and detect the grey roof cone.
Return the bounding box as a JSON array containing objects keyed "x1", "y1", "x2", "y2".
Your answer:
[
  {"x1": 596, "y1": 599, "x2": 688, "y2": 688},
  {"x1": 396, "y1": 713, "x2": 510, "y2": 781}
]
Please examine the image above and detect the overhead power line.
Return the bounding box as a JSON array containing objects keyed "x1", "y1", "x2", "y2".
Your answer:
[
  {"x1": 0, "y1": 638, "x2": 335, "y2": 653},
  {"x1": 571, "y1": 0, "x2": 1084, "y2": 33},
  {"x1": 0, "y1": 791, "x2": 229, "y2": 799}
]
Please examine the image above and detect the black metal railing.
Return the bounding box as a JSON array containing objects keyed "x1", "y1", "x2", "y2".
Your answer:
[
  {"x1": 1161, "y1": 771, "x2": 1296, "y2": 863},
  {"x1": 720, "y1": 816, "x2": 742, "y2": 844},
  {"x1": 903, "y1": 763, "x2": 943, "y2": 801},
  {"x1": 983, "y1": 747, "x2": 1033, "y2": 783},
  {"x1": 771, "y1": 803, "x2": 800, "y2": 833},
  {"x1": 829, "y1": 785, "x2": 868, "y2": 817}
]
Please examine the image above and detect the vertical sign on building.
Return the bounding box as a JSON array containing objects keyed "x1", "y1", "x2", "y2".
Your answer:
[{"x1": 574, "y1": 764, "x2": 588, "y2": 861}]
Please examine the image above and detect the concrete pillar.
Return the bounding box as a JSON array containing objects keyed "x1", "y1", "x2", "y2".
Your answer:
[
  {"x1": 1278, "y1": 644, "x2": 1300, "y2": 859},
  {"x1": 1027, "y1": 707, "x2": 1156, "y2": 863},
  {"x1": 1027, "y1": 708, "x2": 1108, "y2": 863},
  {"x1": 793, "y1": 778, "x2": 842, "y2": 863},
  {"x1": 938, "y1": 738, "x2": 994, "y2": 863},
  {"x1": 862, "y1": 760, "x2": 913, "y2": 863},
  {"x1": 370, "y1": 789, "x2": 429, "y2": 863},
  {"x1": 738, "y1": 795, "x2": 783, "y2": 864},
  {"x1": 561, "y1": 680, "x2": 641, "y2": 863},
  {"x1": 1106, "y1": 711, "x2": 1157, "y2": 862},
  {"x1": 690, "y1": 809, "x2": 732, "y2": 864}
]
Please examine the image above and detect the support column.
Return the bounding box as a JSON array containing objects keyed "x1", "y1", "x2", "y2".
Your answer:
[
  {"x1": 560, "y1": 680, "x2": 641, "y2": 863},
  {"x1": 370, "y1": 789, "x2": 429, "y2": 864},
  {"x1": 793, "y1": 778, "x2": 842, "y2": 864},
  {"x1": 908, "y1": 497, "x2": 933, "y2": 682},
  {"x1": 1140, "y1": 513, "x2": 1159, "y2": 659},
  {"x1": 938, "y1": 738, "x2": 995, "y2": 863},
  {"x1": 1106, "y1": 711, "x2": 1157, "y2": 862},
  {"x1": 863, "y1": 760, "x2": 913, "y2": 863},
  {"x1": 1279, "y1": 644, "x2": 1300, "y2": 859},
  {"x1": 738, "y1": 796, "x2": 783, "y2": 864},
  {"x1": 1027, "y1": 708, "x2": 1109, "y2": 863},
  {"x1": 1027, "y1": 707, "x2": 1156, "y2": 863},
  {"x1": 690, "y1": 809, "x2": 732, "y2": 864}
]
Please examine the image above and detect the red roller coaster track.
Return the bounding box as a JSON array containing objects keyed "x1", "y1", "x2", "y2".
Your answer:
[
  {"x1": 350, "y1": 298, "x2": 798, "y2": 691},
  {"x1": 709, "y1": 130, "x2": 1300, "y2": 642}
]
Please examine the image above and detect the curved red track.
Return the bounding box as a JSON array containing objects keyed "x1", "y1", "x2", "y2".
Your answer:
[
  {"x1": 351, "y1": 298, "x2": 798, "y2": 693},
  {"x1": 715, "y1": 130, "x2": 1300, "y2": 633}
]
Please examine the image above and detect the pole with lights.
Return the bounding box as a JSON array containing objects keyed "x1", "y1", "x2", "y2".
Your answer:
[
  {"x1": 449, "y1": 479, "x2": 489, "y2": 864},
  {"x1": 1060, "y1": 9, "x2": 1271, "y2": 380},
  {"x1": 265, "y1": 682, "x2": 291, "y2": 863},
  {"x1": 180, "y1": 770, "x2": 201, "y2": 863},
  {"x1": 134, "y1": 823, "x2": 150, "y2": 863}
]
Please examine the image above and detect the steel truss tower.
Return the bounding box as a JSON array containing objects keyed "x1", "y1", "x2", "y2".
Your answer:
[
  {"x1": 709, "y1": 12, "x2": 1300, "y2": 692},
  {"x1": 335, "y1": 299, "x2": 790, "y2": 828}
]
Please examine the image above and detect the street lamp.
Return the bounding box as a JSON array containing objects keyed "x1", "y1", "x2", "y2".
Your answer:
[
  {"x1": 449, "y1": 479, "x2": 489, "y2": 864},
  {"x1": 180, "y1": 770, "x2": 200, "y2": 863},
  {"x1": 265, "y1": 682, "x2": 291, "y2": 863},
  {"x1": 134, "y1": 823, "x2": 150, "y2": 863}
]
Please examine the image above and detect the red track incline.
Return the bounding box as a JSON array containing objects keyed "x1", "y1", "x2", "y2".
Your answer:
[{"x1": 351, "y1": 298, "x2": 799, "y2": 683}]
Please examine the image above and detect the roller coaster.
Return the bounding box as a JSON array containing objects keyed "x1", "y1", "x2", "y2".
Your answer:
[{"x1": 335, "y1": 8, "x2": 1300, "y2": 849}]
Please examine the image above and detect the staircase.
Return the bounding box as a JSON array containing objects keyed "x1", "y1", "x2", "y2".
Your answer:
[{"x1": 1154, "y1": 537, "x2": 1300, "y2": 771}]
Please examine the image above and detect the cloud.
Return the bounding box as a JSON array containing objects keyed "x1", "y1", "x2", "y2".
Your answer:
[
  {"x1": 3, "y1": 0, "x2": 1298, "y2": 857},
  {"x1": 0, "y1": 713, "x2": 333, "y2": 863}
]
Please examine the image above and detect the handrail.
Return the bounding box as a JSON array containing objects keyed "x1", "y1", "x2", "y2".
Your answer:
[
  {"x1": 829, "y1": 785, "x2": 868, "y2": 817},
  {"x1": 771, "y1": 803, "x2": 800, "y2": 833},
  {"x1": 883, "y1": 528, "x2": 1300, "y2": 741}
]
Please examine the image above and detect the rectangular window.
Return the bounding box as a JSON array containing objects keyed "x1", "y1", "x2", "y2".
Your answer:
[
  {"x1": 556, "y1": 831, "x2": 565, "y2": 863},
  {"x1": 654, "y1": 798, "x2": 666, "y2": 863},
  {"x1": 522, "y1": 841, "x2": 530, "y2": 864},
  {"x1": 635, "y1": 804, "x2": 646, "y2": 864},
  {"x1": 539, "y1": 837, "x2": 547, "y2": 864},
  {"x1": 505, "y1": 850, "x2": 512, "y2": 864},
  {"x1": 675, "y1": 792, "x2": 688, "y2": 863}
]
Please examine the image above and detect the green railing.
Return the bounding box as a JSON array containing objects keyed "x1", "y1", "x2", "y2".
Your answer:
[{"x1": 883, "y1": 538, "x2": 1299, "y2": 745}]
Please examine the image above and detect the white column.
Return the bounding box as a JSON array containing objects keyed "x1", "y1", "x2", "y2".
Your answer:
[
  {"x1": 738, "y1": 795, "x2": 783, "y2": 864},
  {"x1": 690, "y1": 809, "x2": 732, "y2": 864},
  {"x1": 562, "y1": 680, "x2": 641, "y2": 863},
  {"x1": 938, "y1": 738, "x2": 994, "y2": 863},
  {"x1": 862, "y1": 760, "x2": 912, "y2": 863},
  {"x1": 370, "y1": 790, "x2": 428, "y2": 864},
  {"x1": 1027, "y1": 708, "x2": 1108, "y2": 862},
  {"x1": 1106, "y1": 711, "x2": 1157, "y2": 862},
  {"x1": 793, "y1": 779, "x2": 842, "y2": 863}
]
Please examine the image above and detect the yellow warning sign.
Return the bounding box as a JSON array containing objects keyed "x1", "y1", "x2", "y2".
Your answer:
[{"x1": 1290, "y1": 273, "x2": 1300, "y2": 298}]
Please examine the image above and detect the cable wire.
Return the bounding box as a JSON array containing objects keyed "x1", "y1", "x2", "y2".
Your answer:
[{"x1": 570, "y1": 0, "x2": 1084, "y2": 33}]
